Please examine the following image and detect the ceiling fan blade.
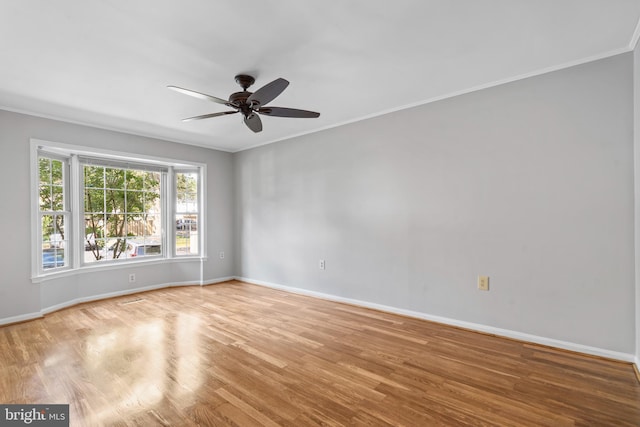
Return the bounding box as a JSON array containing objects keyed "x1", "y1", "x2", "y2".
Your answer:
[
  {"x1": 247, "y1": 78, "x2": 289, "y2": 107},
  {"x1": 182, "y1": 111, "x2": 238, "y2": 122},
  {"x1": 244, "y1": 113, "x2": 263, "y2": 133},
  {"x1": 258, "y1": 107, "x2": 320, "y2": 118},
  {"x1": 167, "y1": 85, "x2": 230, "y2": 105}
]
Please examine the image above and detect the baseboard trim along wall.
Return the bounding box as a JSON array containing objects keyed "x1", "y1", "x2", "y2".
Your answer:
[
  {"x1": 0, "y1": 311, "x2": 44, "y2": 326},
  {"x1": 3, "y1": 275, "x2": 634, "y2": 365},
  {"x1": 40, "y1": 280, "x2": 203, "y2": 316},
  {"x1": 236, "y1": 276, "x2": 636, "y2": 364},
  {"x1": 0, "y1": 276, "x2": 235, "y2": 327}
]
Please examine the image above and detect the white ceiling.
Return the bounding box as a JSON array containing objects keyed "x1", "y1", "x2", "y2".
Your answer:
[{"x1": 1, "y1": 1, "x2": 640, "y2": 152}]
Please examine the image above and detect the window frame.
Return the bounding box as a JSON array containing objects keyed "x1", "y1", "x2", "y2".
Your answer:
[
  {"x1": 79, "y1": 158, "x2": 167, "y2": 266},
  {"x1": 174, "y1": 168, "x2": 202, "y2": 257},
  {"x1": 35, "y1": 152, "x2": 71, "y2": 273},
  {"x1": 30, "y1": 139, "x2": 206, "y2": 281}
]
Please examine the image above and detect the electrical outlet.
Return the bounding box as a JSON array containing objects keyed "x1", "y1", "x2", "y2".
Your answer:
[
  {"x1": 478, "y1": 276, "x2": 489, "y2": 291},
  {"x1": 129, "y1": 273, "x2": 136, "y2": 283},
  {"x1": 219, "y1": 251, "x2": 225, "y2": 259},
  {"x1": 319, "y1": 259, "x2": 325, "y2": 270}
]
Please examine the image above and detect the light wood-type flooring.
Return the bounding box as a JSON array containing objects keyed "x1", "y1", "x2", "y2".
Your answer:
[{"x1": 0, "y1": 280, "x2": 639, "y2": 426}]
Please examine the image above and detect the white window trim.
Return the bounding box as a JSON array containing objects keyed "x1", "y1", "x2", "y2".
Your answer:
[
  {"x1": 30, "y1": 138, "x2": 207, "y2": 282},
  {"x1": 174, "y1": 167, "x2": 205, "y2": 257},
  {"x1": 32, "y1": 151, "x2": 72, "y2": 275}
]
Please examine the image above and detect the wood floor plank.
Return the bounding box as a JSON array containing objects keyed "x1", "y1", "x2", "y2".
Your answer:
[{"x1": 0, "y1": 280, "x2": 638, "y2": 426}]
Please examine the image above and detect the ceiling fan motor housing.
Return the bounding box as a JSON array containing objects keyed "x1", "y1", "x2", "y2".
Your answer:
[
  {"x1": 234, "y1": 74, "x2": 255, "y2": 90},
  {"x1": 231, "y1": 75, "x2": 260, "y2": 116},
  {"x1": 229, "y1": 91, "x2": 254, "y2": 116},
  {"x1": 229, "y1": 91, "x2": 250, "y2": 104}
]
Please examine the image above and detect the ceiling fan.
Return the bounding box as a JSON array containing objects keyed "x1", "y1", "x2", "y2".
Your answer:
[{"x1": 168, "y1": 75, "x2": 320, "y2": 133}]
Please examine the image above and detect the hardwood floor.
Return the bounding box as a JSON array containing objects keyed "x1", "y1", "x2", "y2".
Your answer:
[{"x1": 1, "y1": 280, "x2": 638, "y2": 426}]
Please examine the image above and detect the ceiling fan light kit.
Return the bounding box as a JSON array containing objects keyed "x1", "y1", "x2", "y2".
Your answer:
[{"x1": 168, "y1": 74, "x2": 320, "y2": 133}]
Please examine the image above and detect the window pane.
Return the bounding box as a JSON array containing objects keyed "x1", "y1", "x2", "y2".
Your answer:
[
  {"x1": 104, "y1": 238, "x2": 128, "y2": 260},
  {"x1": 177, "y1": 192, "x2": 198, "y2": 213},
  {"x1": 39, "y1": 185, "x2": 52, "y2": 211},
  {"x1": 39, "y1": 158, "x2": 51, "y2": 183},
  {"x1": 144, "y1": 192, "x2": 160, "y2": 213},
  {"x1": 41, "y1": 213, "x2": 66, "y2": 269},
  {"x1": 176, "y1": 172, "x2": 197, "y2": 192},
  {"x1": 54, "y1": 214, "x2": 65, "y2": 238},
  {"x1": 84, "y1": 166, "x2": 104, "y2": 188},
  {"x1": 42, "y1": 247, "x2": 64, "y2": 269},
  {"x1": 85, "y1": 189, "x2": 104, "y2": 213},
  {"x1": 107, "y1": 214, "x2": 126, "y2": 238},
  {"x1": 105, "y1": 190, "x2": 125, "y2": 213},
  {"x1": 175, "y1": 171, "x2": 199, "y2": 256},
  {"x1": 125, "y1": 170, "x2": 145, "y2": 191},
  {"x1": 176, "y1": 172, "x2": 198, "y2": 213},
  {"x1": 126, "y1": 191, "x2": 144, "y2": 213},
  {"x1": 51, "y1": 159, "x2": 63, "y2": 185},
  {"x1": 126, "y1": 214, "x2": 143, "y2": 238},
  {"x1": 41, "y1": 215, "x2": 55, "y2": 247},
  {"x1": 84, "y1": 215, "x2": 105, "y2": 240},
  {"x1": 41, "y1": 214, "x2": 64, "y2": 245},
  {"x1": 126, "y1": 239, "x2": 162, "y2": 259},
  {"x1": 105, "y1": 168, "x2": 125, "y2": 189},
  {"x1": 144, "y1": 172, "x2": 160, "y2": 191},
  {"x1": 145, "y1": 214, "x2": 161, "y2": 238},
  {"x1": 84, "y1": 214, "x2": 105, "y2": 264},
  {"x1": 38, "y1": 156, "x2": 68, "y2": 272},
  {"x1": 176, "y1": 214, "x2": 198, "y2": 255},
  {"x1": 52, "y1": 185, "x2": 64, "y2": 211},
  {"x1": 142, "y1": 245, "x2": 161, "y2": 256},
  {"x1": 38, "y1": 158, "x2": 66, "y2": 212}
]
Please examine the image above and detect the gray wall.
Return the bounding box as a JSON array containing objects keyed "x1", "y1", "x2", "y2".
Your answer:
[
  {"x1": 635, "y1": 41, "x2": 640, "y2": 365},
  {"x1": 0, "y1": 52, "x2": 636, "y2": 359},
  {"x1": 0, "y1": 110, "x2": 235, "y2": 320},
  {"x1": 235, "y1": 53, "x2": 635, "y2": 355}
]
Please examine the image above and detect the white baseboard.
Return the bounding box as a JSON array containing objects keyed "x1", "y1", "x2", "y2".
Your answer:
[
  {"x1": 203, "y1": 276, "x2": 236, "y2": 285},
  {"x1": 0, "y1": 277, "x2": 236, "y2": 326},
  {"x1": 236, "y1": 276, "x2": 636, "y2": 364},
  {"x1": 0, "y1": 311, "x2": 44, "y2": 325},
  {"x1": 40, "y1": 280, "x2": 201, "y2": 316},
  {"x1": 4, "y1": 275, "x2": 634, "y2": 365}
]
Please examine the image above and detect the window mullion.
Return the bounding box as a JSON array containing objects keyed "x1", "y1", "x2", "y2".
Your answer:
[
  {"x1": 70, "y1": 154, "x2": 81, "y2": 269},
  {"x1": 165, "y1": 168, "x2": 173, "y2": 259},
  {"x1": 199, "y1": 166, "x2": 205, "y2": 257}
]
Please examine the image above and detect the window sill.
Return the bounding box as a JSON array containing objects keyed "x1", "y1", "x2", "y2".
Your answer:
[{"x1": 32, "y1": 256, "x2": 207, "y2": 284}]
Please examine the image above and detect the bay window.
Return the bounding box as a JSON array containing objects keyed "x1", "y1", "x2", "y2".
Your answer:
[{"x1": 32, "y1": 140, "x2": 205, "y2": 278}]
